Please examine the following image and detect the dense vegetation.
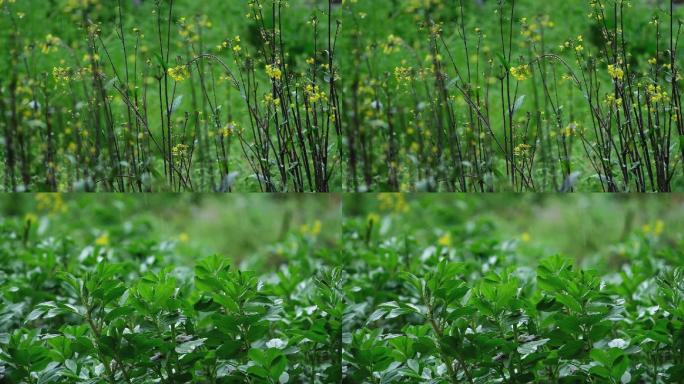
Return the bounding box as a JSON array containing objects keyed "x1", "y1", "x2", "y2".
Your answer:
[
  {"x1": 2, "y1": 0, "x2": 684, "y2": 192},
  {"x1": 2, "y1": 194, "x2": 684, "y2": 383},
  {"x1": 0, "y1": 0, "x2": 341, "y2": 192},
  {"x1": 340, "y1": 0, "x2": 684, "y2": 192}
]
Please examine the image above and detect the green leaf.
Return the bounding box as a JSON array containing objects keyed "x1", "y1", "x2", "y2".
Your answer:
[
  {"x1": 556, "y1": 293, "x2": 582, "y2": 313},
  {"x1": 175, "y1": 338, "x2": 206, "y2": 354},
  {"x1": 104, "y1": 306, "x2": 135, "y2": 322},
  {"x1": 558, "y1": 340, "x2": 585, "y2": 359},
  {"x1": 517, "y1": 338, "x2": 550, "y2": 356}
]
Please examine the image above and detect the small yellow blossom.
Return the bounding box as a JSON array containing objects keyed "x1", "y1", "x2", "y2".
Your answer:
[
  {"x1": 521, "y1": 232, "x2": 531, "y2": 243},
  {"x1": 438, "y1": 232, "x2": 452, "y2": 247},
  {"x1": 510, "y1": 65, "x2": 531, "y2": 81},
  {"x1": 168, "y1": 65, "x2": 190, "y2": 82},
  {"x1": 24, "y1": 213, "x2": 39, "y2": 225},
  {"x1": 178, "y1": 232, "x2": 190, "y2": 243},
  {"x1": 95, "y1": 233, "x2": 110, "y2": 246},
  {"x1": 367, "y1": 213, "x2": 381, "y2": 226},
  {"x1": 642, "y1": 220, "x2": 664, "y2": 236},
  {"x1": 265, "y1": 64, "x2": 282, "y2": 81},
  {"x1": 607, "y1": 64, "x2": 624, "y2": 81},
  {"x1": 300, "y1": 220, "x2": 322, "y2": 236}
]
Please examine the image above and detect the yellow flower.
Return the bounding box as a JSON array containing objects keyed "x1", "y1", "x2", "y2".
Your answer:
[
  {"x1": 35, "y1": 193, "x2": 68, "y2": 214},
  {"x1": 646, "y1": 84, "x2": 669, "y2": 103},
  {"x1": 394, "y1": 66, "x2": 413, "y2": 84},
  {"x1": 305, "y1": 84, "x2": 328, "y2": 103},
  {"x1": 265, "y1": 64, "x2": 282, "y2": 81},
  {"x1": 510, "y1": 65, "x2": 531, "y2": 81},
  {"x1": 513, "y1": 143, "x2": 532, "y2": 158},
  {"x1": 382, "y1": 34, "x2": 404, "y2": 54},
  {"x1": 168, "y1": 65, "x2": 190, "y2": 82},
  {"x1": 438, "y1": 233, "x2": 452, "y2": 247},
  {"x1": 221, "y1": 121, "x2": 239, "y2": 138},
  {"x1": 40, "y1": 34, "x2": 62, "y2": 55},
  {"x1": 604, "y1": 94, "x2": 623, "y2": 107},
  {"x1": 367, "y1": 213, "x2": 380, "y2": 226},
  {"x1": 410, "y1": 141, "x2": 420, "y2": 153},
  {"x1": 95, "y1": 233, "x2": 110, "y2": 246},
  {"x1": 24, "y1": 213, "x2": 39, "y2": 225},
  {"x1": 172, "y1": 144, "x2": 190, "y2": 158},
  {"x1": 300, "y1": 220, "x2": 322, "y2": 236},
  {"x1": 178, "y1": 232, "x2": 190, "y2": 243},
  {"x1": 52, "y1": 66, "x2": 73, "y2": 84},
  {"x1": 607, "y1": 64, "x2": 624, "y2": 81},
  {"x1": 561, "y1": 122, "x2": 578, "y2": 138},
  {"x1": 262, "y1": 93, "x2": 280, "y2": 107},
  {"x1": 644, "y1": 220, "x2": 665, "y2": 236},
  {"x1": 378, "y1": 193, "x2": 410, "y2": 213}
]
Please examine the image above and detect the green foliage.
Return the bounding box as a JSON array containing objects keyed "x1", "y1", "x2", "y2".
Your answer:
[
  {"x1": 2, "y1": 194, "x2": 684, "y2": 383},
  {"x1": 338, "y1": 213, "x2": 684, "y2": 383}
]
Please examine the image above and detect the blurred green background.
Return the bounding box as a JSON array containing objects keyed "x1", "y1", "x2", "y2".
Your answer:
[
  {"x1": 344, "y1": 194, "x2": 684, "y2": 267},
  {"x1": 1, "y1": 193, "x2": 682, "y2": 272},
  {"x1": 0, "y1": 194, "x2": 341, "y2": 265}
]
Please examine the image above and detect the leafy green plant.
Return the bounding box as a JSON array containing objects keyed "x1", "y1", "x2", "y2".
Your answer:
[{"x1": 2, "y1": 194, "x2": 684, "y2": 383}]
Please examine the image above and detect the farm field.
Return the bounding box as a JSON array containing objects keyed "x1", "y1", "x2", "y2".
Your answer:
[
  {"x1": 2, "y1": 194, "x2": 684, "y2": 382},
  {"x1": 1, "y1": 0, "x2": 683, "y2": 192}
]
